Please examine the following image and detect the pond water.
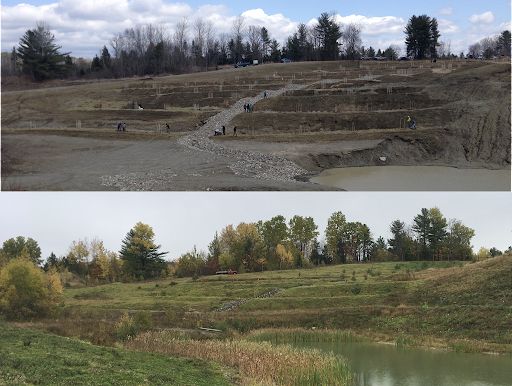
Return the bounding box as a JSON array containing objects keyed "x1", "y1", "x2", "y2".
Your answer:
[
  {"x1": 293, "y1": 340, "x2": 512, "y2": 386},
  {"x1": 310, "y1": 166, "x2": 511, "y2": 191}
]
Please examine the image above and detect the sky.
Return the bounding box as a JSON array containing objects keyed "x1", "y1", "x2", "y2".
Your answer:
[
  {"x1": 0, "y1": 192, "x2": 510, "y2": 261},
  {"x1": 1, "y1": 0, "x2": 510, "y2": 58}
]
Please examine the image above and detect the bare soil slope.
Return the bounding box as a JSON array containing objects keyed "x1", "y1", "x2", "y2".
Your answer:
[{"x1": 2, "y1": 60, "x2": 510, "y2": 190}]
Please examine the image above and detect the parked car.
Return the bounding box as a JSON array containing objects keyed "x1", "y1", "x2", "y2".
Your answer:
[
  {"x1": 281, "y1": 58, "x2": 292, "y2": 63},
  {"x1": 399, "y1": 56, "x2": 410, "y2": 61},
  {"x1": 234, "y1": 61, "x2": 251, "y2": 68}
]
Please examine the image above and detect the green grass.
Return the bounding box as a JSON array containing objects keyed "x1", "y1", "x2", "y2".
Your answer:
[
  {"x1": 0, "y1": 324, "x2": 233, "y2": 386},
  {"x1": 24, "y1": 257, "x2": 512, "y2": 354}
]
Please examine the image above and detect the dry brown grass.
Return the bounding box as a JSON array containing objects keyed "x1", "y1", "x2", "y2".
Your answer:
[{"x1": 126, "y1": 330, "x2": 353, "y2": 385}]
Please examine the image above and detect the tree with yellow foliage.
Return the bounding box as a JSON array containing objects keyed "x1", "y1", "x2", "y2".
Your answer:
[
  {"x1": 275, "y1": 244, "x2": 294, "y2": 270},
  {"x1": 0, "y1": 258, "x2": 63, "y2": 319}
]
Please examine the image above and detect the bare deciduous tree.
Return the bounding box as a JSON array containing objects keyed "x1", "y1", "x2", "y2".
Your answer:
[{"x1": 342, "y1": 23, "x2": 362, "y2": 60}]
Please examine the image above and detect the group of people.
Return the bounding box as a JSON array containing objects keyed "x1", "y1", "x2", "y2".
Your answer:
[
  {"x1": 244, "y1": 103, "x2": 254, "y2": 113},
  {"x1": 214, "y1": 125, "x2": 237, "y2": 136},
  {"x1": 117, "y1": 122, "x2": 127, "y2": 132}
]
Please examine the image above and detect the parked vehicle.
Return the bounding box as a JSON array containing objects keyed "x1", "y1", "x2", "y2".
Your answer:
[
  {"x1": 235, "y1": 61, "x2": 251, "y2": 68},
  {"x1": 281, "y1": 58, "x2": 292, "y2": 63},
  {"x1": 216, "y1": 269, "x2": 238, "y2": 275}
]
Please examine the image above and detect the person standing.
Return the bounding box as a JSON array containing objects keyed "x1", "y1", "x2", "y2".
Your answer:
[
  {"x1": 233, "y1": 126, "x2": 237, "y2": 136},
  {"x1": 222, "y1": 126, "x2": 226, "y2": 135}
]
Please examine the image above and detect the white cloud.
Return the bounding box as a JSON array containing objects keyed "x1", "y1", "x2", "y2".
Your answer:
[
  {"x1": 439, "y1": 7, "x2": 453, "y2": 16},
  {"x1": 0, "y1": 3, "x2": 506, "y2": 58},
  {"x1": 438, "y1": 19, "x2": 459, "y2": 34},
  {"x1": 306, "y1": 14, "x2": 406, "y2": 36},
  {"x1": 240, "y1": 8, "x2": 298, "y2": 39},
  {"x1": 469, "y1": 11, "x2": 495, "y2": 24},
  {"x1": 499, "y1": 21, "x2": 511, "y2": 31}
]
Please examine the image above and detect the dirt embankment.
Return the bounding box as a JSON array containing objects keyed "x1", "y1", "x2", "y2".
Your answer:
[{"x1": 292, "y1": 63, "x2": 511, "y2": 171}]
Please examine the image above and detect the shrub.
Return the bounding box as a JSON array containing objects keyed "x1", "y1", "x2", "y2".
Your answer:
[
  {"x1": 0, "y1": 258, "x2": 62, "y2": 319},
  {"x1": 350, "y1": 284, "x2": 362, "y2": 295},
  {"x1": 115, "y1": 311, "x2": 153, "y2": 341},
  {"x1": 115, "y1": 313, "x2": 138, "y2": 341}
]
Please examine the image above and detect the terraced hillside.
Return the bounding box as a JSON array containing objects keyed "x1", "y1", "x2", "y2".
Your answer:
[
  {"x1": 23, "y1": 256, "x2": 512, "y2": 354},
  {"x1": 2, "y1": 60, "x2": 510, "y2": 190}
]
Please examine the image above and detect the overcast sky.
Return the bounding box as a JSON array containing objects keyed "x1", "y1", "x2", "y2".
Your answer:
[
  {"x1": 1, "y1": 0, "x2": 510, "y2": 58},
  {"x1": 0, "y1": 192, "x2": 510, "y2": 261}
]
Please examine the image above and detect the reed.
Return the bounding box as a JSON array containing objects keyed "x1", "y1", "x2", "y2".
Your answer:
[
  {"x1": 247, "y1": 328, "x2": 365, "y2": 344},
  {"x1": 126, "y1": 330, "x2": 353, "y2": 386}
]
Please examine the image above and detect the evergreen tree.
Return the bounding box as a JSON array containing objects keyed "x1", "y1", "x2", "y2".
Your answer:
[
  {"x1": 389, "y1": 220, "x2": 407, "y2": 261},
  {"x1": 497, "y1": 30, "x2": 511, "y2": 57},
  {"x1": 429, "y1": 18, "x2": 441, "y2": 58},
  {"x1": 100, "y1": 46, "x2": 111, "y2": 69},
  {"x1": 428, "y1": 208, "x2": 448, "y2": 260},
  {"x1": 119, "y1": 222, "x2": 167, "y2": 280},
  {"x1": 43, "y1": 252, "x2": 59, "y2": 271},
  {"x1": 315, "y1": 13, "x2": 342, "y2": 60},
  {"x1": 17, "y1": 23, "x2": 69, "y2": 81},
  {"x1": 261, "y1": 27, "x2": 271, "y2": 60},
  {"x1": 270, "y1": 40, "x2": 281, "y2": 62},
  {"x1": 91, "y1": 55, "x2": 102, "y2": 72},
  {"x1": 412, "y1": 208, "x2": 432, "y2": 259},
  {"x1": 405, "y1": 15, "x2": 441, "y2": 59}
]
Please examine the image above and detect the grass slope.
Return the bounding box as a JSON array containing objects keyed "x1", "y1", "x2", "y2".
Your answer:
[
  {"x1": 0, "y1": 324, "x2": 232, "y2": 386},
  {"x1": 20, "y1": 257, "x2": 512, "y2": 354}
]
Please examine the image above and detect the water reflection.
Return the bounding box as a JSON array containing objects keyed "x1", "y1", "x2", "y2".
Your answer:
[{"x1": 295, "y1": 341, "x2": 511, "y2": 386}]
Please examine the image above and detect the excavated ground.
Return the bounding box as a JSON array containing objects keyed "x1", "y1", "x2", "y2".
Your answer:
[{"x1": 1, "y1": 60, "x2": 510, "y2": 191}]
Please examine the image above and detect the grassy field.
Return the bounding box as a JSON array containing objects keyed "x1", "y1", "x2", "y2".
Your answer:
[
  {"x1": 5, "y1": 256, "x2": 511, "y2": 385},
  {"x1": 0, "y1": 324, "x2": 233, "y2": 386},
  {"x1": 21, "y1": 256, "x2": 510, "y2": 354}
]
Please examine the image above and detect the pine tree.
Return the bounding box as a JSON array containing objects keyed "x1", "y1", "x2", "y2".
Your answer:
[
  {"x1": 412, "y1": 208, "x2": 432, "y2": 260},
  {"x1": 119, "y1": 222, "x2": 167, "y2": 280},
  {"x1": 17, "y1": 23, "x2": 69, "y2": 81},
  {"x1": 315, "y1": 13, "x2": 342, "y2": 60},
  {"x1": 270, "y1": 40, "x2": 281, "y2": 62},
  {"x1": 100, "y1": 46, "x2": 111, "y2": 69},
  {"x1": 405, "y1": 15, "x2": 441, "y2": 59},
  {"x1": 261, "y1": 27, "x2": 271, "y2": 61},
  {"x1": 91, "y1": 55, "x2": 103, "y2": 72},
  {"x1": 497, "y1": 30, "x2": 511, "y2": 57}
]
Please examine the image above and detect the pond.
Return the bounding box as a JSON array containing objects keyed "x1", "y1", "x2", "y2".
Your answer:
[
  {"x1": 294, "y1": 340, "x2": 512, "y2": 386},
  {"x1": 310, "y1": 166, "x2": 511, "y2": 191}
]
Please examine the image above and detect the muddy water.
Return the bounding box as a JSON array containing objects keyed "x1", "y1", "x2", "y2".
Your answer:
[
  {"x1": 311, "y1": 166, "x2": 511, "y2": 191},
  {"x1": 293, "y1": 341, "x2": 512, "y2": 386}
]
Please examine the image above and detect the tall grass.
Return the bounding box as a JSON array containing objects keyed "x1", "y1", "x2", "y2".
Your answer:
[
  {"x1": 247, "y1": 328, "x2": 365, "y2": 344},
  {"x1": 126, "y1": 330, "x2": 353, "y2": 386}
]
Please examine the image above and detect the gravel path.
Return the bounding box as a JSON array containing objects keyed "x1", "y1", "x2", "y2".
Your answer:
[
  {"x1": 177, "y1": 82, "x2": 313, "y2": 182},
  {"x1": 100, "y1": 80, "x2": 334, "y2": 190},
  {"x1": 215, "y1": 288, "x2": 282, "y2": 312}
]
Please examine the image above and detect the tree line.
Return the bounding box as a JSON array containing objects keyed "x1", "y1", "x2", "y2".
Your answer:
[
  {"x1": 175, "y1": 207, "x2": 486, "y2": 277},
  {"x1": 467, "y1": 30, "x2": 511, "y2": 59},
  {"x1": 3, "y1": 207, "x2": 508, "y2": 287},
  {"x1": 8, "y1": 12, "x2": 510, "y2": 82}
]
